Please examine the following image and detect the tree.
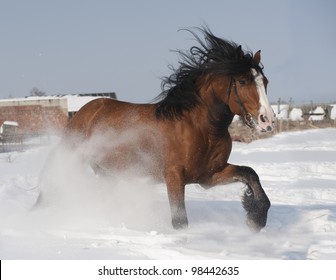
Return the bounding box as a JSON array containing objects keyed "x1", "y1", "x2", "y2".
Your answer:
[{"x1": 30, "y1": 87, "x2": 46, "y2": 96}]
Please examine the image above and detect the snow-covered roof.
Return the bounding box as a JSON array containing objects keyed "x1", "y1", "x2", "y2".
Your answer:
[
  {"x1": 309, "y1": 106, "x2": 325, "y2": 121},
  {"x1": 289, "y1": 108, "x2": 304, "y2": 121},
  {"x1": 272, "y1": 104, "x2": 289, "y2": 120},
  {"x1": 65, "y1": 95, "x2": 102, "y2": 112},
  {"x1": 2, "y1": 121, "x2": 19, "y2": 126},
  {"x1": 0, "y1": 95, "x2": 63, "y2": 103},
  {"x1": 0, "y1": 94, "x2": 114, "y2": 113},
  {"x1": 330, "y1": 104, "x2": 336, "y2": 120}
]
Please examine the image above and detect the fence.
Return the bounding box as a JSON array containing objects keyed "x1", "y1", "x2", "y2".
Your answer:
[{"x1": 229, "y1": 107, "x2": 336, "y2": 143}]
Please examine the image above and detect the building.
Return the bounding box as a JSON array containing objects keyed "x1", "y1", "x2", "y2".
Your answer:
[{"x1": 0, "y1": 92, "x2": 116, "y2": 135}]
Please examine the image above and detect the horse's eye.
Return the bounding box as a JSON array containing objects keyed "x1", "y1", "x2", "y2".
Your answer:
[{"x1": 238, "y1": 80, "x2": 246, "y2": 85}]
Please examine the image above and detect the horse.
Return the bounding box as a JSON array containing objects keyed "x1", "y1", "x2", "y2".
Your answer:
[{"x1": 63, "y1": 27, "x2": 275, "y2": 231}]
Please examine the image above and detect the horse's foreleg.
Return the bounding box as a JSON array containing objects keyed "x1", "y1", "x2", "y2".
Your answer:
[
  {"x1": 205, "y1": 164, "x2": 271, "y2": 231},
  {"x1": 165, "y1": 167, "x2": 188, "y2": 229}
]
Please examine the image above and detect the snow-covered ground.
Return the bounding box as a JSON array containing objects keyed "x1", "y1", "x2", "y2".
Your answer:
[{"x1": 1, "y1": 128, "x2": 336, "y2": 260}]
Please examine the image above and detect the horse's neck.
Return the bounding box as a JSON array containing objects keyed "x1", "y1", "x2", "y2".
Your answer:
[{"x1": 187, "y1": 93, "x2": 233, "y2": 138}]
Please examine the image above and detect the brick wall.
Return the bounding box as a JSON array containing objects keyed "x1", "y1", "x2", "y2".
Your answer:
[{"x1": 0, "y1": 105, "x2": 68, "y2": 135}]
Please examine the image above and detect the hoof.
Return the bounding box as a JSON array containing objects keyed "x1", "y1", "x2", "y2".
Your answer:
[
  {"x1": 246, "y1": 218, "x2": 264, "y2": 232},
  {"x1": 246, "y1": 203, "x2": 270, "y2": 232},
  {"x1": 172, "y1": 217, "x2": 188, "y2": 230}
]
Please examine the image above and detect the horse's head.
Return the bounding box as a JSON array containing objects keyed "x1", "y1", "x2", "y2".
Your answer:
[
  {"x1": 157, "y1": 27, "x2": 275, "y2": 131},
  {"x1": 226, "y1": 50, "x2": 275, "y2": 132}
]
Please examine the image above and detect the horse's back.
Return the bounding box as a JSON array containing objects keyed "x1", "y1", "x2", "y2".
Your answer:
[
  {"x1": 66, "y1": 98, "x2": 111, "y2": 134},
  {"x1": 66, "y1": 98, "x2": 156, "y2": 136}
]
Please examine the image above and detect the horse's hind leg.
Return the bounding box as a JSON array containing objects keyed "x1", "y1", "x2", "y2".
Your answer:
[
  {"x1": 205, "y1": 164, "x2": 271, "y2": 231},
  {"x1": 165, "y1": 167, "x2": 188, "y2": 229}
]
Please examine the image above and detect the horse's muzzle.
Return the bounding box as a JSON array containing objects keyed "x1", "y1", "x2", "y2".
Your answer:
[{"x1": 256, "y1": 106, "x2": 275, "y2": 132}]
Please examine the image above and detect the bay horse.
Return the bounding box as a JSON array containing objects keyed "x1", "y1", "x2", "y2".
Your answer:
[{"x1": 64, "y1": 27, "x2": 274, "y2": 231}]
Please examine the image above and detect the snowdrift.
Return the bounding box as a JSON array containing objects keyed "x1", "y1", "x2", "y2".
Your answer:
[{"x1": 1, "y1": 129, "x2": 336, "y2": 259}]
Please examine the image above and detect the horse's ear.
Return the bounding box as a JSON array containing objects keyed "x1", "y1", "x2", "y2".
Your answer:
[
  {"x1": 254, "y1": 50, "x2": 261, "y2": 64},
  {"x1": 236, "y1": 45, "x2": 244, "y2": 59}
]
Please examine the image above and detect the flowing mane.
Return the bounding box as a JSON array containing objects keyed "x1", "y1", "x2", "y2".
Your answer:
[{"x1": 155, "y1": 27, "x2": 263, "y2": 120}]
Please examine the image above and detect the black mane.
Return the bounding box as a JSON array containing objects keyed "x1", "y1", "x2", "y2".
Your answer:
[{"x1": 155, "y1": 26, "x2": 263, "y2": 120}]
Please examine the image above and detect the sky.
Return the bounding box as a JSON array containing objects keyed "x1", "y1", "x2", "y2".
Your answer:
[{"x1": 0, "y1": 0, "x2": 335, "y2": 104}]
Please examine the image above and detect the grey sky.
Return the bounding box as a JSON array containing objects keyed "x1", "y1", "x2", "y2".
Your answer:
[{"x1": 0, "y1": 0, "x2": 335, "y2": 104}]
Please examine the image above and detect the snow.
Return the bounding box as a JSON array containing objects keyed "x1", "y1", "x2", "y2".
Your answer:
[
  {"x1": 271, "y1": 104, "x2": 289, "y2": 120},
  {"x1": 1, "y1": 129, "x2": 336, "y2": 260},
  {"x1": 2, "y1": 121, "x2": 19, "y2": 126},
  {"x1": 330, "y1": 104, "x2": 336, "y2": 120},
  {"x1": 65, "y1": 95, "x2": 102, "y2": 112},
  {"x1": 289, "y1": 107, "x2": 304, "y2": 121}
]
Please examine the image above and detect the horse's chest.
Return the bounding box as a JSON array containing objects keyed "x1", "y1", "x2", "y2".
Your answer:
[{"x1": 182, "y1": 140, "x2": 231, "y2": 181}]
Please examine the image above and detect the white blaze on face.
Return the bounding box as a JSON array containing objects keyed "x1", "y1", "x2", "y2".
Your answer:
[{"x1": 251, "y1": 68, "x2": 275, "y2": 132}]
